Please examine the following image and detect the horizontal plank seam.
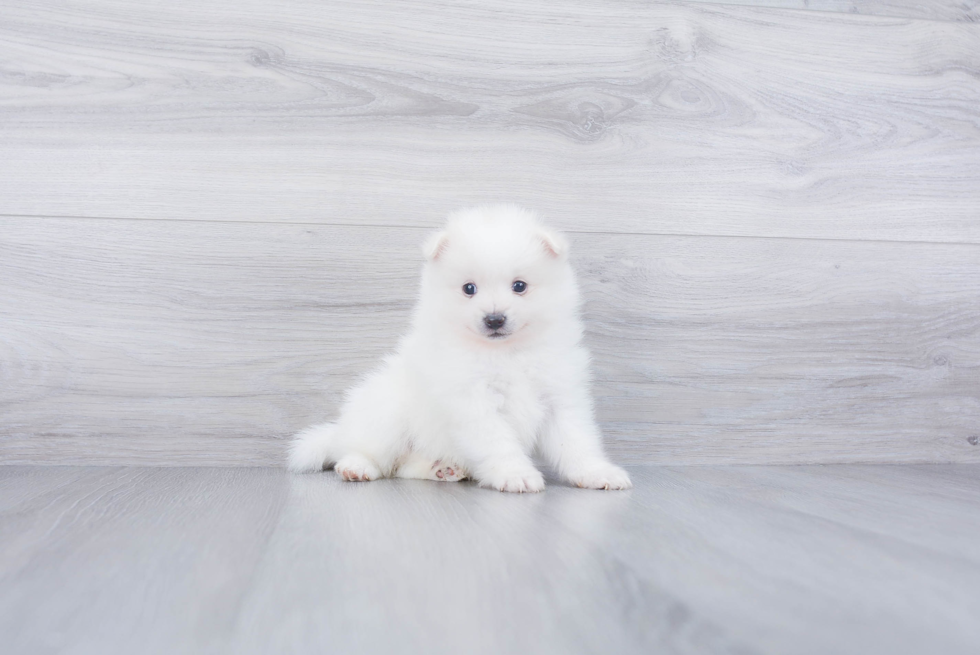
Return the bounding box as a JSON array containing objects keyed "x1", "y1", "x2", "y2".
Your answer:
[
  {"x1": 3, "y1": 0, "x2": 979, "y2": 29},
  {"x1": 3, "y1": 213, "x2": 980, "y2": 249},
  {"x1": 688, "y1": 0, "x2": 980, "y2": 26}
]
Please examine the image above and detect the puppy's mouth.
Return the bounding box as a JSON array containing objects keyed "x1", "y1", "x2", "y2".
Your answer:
[{"x1": 485, "y1": 330, "x2": 510, "y2": 340}]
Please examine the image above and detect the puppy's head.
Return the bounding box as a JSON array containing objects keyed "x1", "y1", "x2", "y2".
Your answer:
[{"x1": 419, "y1": 205, "x2": 579, "y2": 345}]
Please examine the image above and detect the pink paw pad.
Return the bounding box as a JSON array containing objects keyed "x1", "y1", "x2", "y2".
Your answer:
[{"x1": 432, "y1": 460, "x2": 467, "y2": 482}]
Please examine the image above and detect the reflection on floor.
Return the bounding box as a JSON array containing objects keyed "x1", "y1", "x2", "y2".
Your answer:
[{"x1": 1, "y1": 464, "x2": 978, "y2": 654}]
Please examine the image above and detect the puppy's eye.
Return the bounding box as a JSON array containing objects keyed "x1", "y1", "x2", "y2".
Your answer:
[
  {"x1": 512, "y1": 280, "x2": 528, "y2": 294},
  {"x1": 462, "y1": 283, "x2": 477, "y2": 296}
]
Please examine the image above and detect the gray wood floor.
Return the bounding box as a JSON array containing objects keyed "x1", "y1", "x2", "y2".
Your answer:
[{"x1": 1, "y1": 464, "x2": 978, "y2": 655}]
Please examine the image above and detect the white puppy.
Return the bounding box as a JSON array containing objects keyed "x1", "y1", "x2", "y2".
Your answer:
[{"x1": 288, "y1": 205, "x2": 631, "y2": 493}]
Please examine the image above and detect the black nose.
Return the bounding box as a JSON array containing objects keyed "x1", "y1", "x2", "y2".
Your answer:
[{"x1": 483, "y1": 313, "x2": 507, "y2": 331}]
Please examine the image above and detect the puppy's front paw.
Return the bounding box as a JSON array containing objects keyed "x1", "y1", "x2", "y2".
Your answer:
[
  {"x1": 567, "y1": 461, "x2": 632, "y2": 490},
  {"x1": 479, "y1": 467, "x2": 546, "y2": 493},
  {"x1": 334, "y1": 454, "x2": 382, "y2": 482}
]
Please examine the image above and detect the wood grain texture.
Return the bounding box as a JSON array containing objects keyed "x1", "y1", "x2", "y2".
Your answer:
[
  {"x1": 2, "y1": 216, "x2": 978, "y2": 466},
  {"x1": 0, "y1": 466, "x2": 288, "y2": 655},
  {"x1": 687, "y1": 0, "x2": 980, "y2": 22},
  {"x1": 2, "y1": 464, "x2": 979, "y2": 654},
  {"x1": 1, "y1": 0, "x2": 978, "y2": 242}
]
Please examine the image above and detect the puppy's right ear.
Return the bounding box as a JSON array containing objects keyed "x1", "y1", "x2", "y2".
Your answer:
[
  {"x1": 422, "y1": 230, "x2": 450, "y2": 261},
  {"x1": 538, "y1": 228, "x2": 568, "y2": 259}
]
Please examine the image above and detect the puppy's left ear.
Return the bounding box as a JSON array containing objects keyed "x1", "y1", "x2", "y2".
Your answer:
[
  {"x1": 538, "y1": 229, "x2": 569, "y2": 259},
  {"x1": 422, "y1": 230, "x2": 450, "y2": 261}
]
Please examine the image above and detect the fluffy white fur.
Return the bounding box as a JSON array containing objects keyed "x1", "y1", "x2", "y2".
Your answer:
[{"x1": 288, "y1": 205, "x2": 631, "y2": 493}]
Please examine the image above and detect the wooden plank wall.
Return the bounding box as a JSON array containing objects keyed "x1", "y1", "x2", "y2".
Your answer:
[{"x1": 1, "y1": 0, "x2": 978, "y2": 466}]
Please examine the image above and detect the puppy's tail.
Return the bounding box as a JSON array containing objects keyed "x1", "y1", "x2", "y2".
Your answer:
[{"x1": 287, "y1": 422, "x2": 339, "y2": 472}]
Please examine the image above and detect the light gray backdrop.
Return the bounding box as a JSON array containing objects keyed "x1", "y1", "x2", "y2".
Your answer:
[{"x1": 2, "y1": 0, "x2": 979, "y2": 466}]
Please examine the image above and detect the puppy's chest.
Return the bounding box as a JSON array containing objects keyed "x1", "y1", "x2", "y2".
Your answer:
[{"x1": 481, "y1": 369, "x2": 546, "y2": 427}]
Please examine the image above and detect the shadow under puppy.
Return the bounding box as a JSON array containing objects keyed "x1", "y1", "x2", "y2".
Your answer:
[{"x1": 289, "y1": 205, "x2": 631, "y2": 493}]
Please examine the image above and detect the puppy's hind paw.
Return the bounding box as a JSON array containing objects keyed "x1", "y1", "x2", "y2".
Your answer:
[
  {"x1": 567, "y1": 461, "x2": 632, "y2": 490},
  {"x1": 432, "y1": 460, "x2": 468, "y2": 482},
  {"x1": 334, "y1": 454, "x2": 382, "y2": 482}
]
